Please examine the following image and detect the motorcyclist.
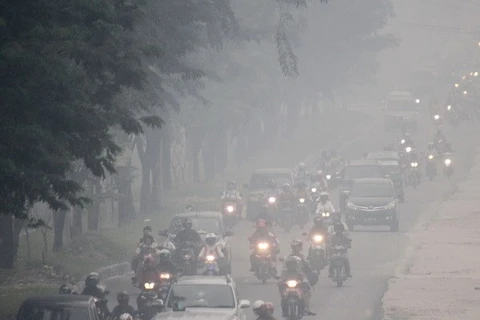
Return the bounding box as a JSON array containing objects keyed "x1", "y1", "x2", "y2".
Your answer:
[
  {"x1": 307, "y1": 216, "x2": 328, "y2": 239},
  {"x1": 402, "y1": 132, "x2": 415, "y2": 148},
  {"x1": 221, "y1": 181, "x2": 242, "y2": 201},
  {"x1": 264, "y1": 180, "x2": 280, "y2": 203},
  {"x1": 295, "y1": 181, "x2": 310, "y2": 219},
  {"x1": 278, "y1": 256, "x2": 316, "y2": 316},
  {"x1": 315, "y1": 192, "x2": 335, "y2": 215},
  {"x1": 252, "y1": 300, "x2": 276, "y2": 320},
  {"x1": 58, "y1": 284, "x2": 78, "y2": 294},
  {"x1": 81, "y1": 273, "x2": 110, "y2": 316},
  {"x1": 174, "y1": 218, "x2": 202, "y2": 248},
  {"x1": 111, "y1": 291, "x2": 136, "y2": 319},
  {"x1": 139, "y1": 226, "x2": 155, "y2": 244},
  {"x1": 134, "y1": 255, "x2": 161, "y2": 287},
  {"x1": 198, "y1": 233, "x2": 225, "y2": 274},
  {"x1": 328, "y1": 222, "x2": 352, "y2": 278},
  {"x1": 294, "y1": 162, "x2": 309, "y2": 184},
  {"x1": 156, "y1": 249, "x2": 179, "y2": 275},
  {"x1": 279, "y1": 183, "x2": 296, "y2": 210},
  {"x1": 135, "y1": 234, "x2": 161, "y2": 256},
  {"x1": 248, "y1": 219, "x2": 279, "y2": 277}
]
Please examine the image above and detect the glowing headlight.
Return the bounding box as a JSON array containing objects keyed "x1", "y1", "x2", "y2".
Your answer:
[
  {"x1": 463, "y1": 90, "x2": 468, "y2": 95},
  {"x1": 410, "y1": 162, "x2": 418, "y2": 168},
  {"x1": 313, "y1": 235, "x2": 323, "y2": 243},
  {"x1": 286, "y1": 280, "x2": 298, "y2": 288},
  {"x1": 299, "y1": 198, "x2": 305, "y2": 203},
  {"x1": 326, "y1": 175, "x2": 331, "y2": 180},
  {"x1": 447, "y1": 105, "x2": 452, "y2": 111},
  {"x1": 385, "y1": 201, "x2": 396, "y2": 210},
  {"x1": 475, "y1": 72, "x2": 478, "y2": 77},
  {"x1": 415, "y1": 99, "x2": 420, "y2": 104},
  {"x1": 268, "y1": 197, "x2": 276, "y2": 203},
  {"x1": 401, "y1": 139, "x2": 406, "y2": 144},
  {"x1": 428, "y1": 154, "x2": 434, "y2": 160},
  {"x1": 257, "y1": 242, "x2": 269, "y2": 250},
  {"x1": 226, "y1": 205, "x2": 234, "y2": 213},
  {"x1": 444, "y1": 158, "x2": 452, "y2": 166},
  {"x1": 311, "y1": 188, "x2": 317, "y2": 193},
  {"x1": 160, "y1": 273, "x2": 171, "y2": 279},
  {"x1": 322, "y1": 212, "x2": 330, "y2": 217},
  {"x1": 406, "y1": 147, "x2": 412, "y2": 153},
  {"x1": 454, "y1": 83, "x2": 459, "y2": 88},
  {"x1": 144, "y1": 282, "x2": 155, "y2": 290},
  {"x1": 434, "y1": 114, "x2": 440, "y2": 120},
  {"x1": 206, "y1": 255, "x2": 215, "y2": 262}
]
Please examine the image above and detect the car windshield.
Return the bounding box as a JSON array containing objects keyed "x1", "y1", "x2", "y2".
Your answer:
[
  {"x1": 387, "y1": 99, "x2": 416, "y2": 112},
  {"x1": 350, "y1": 183, "x2": 393, "y2": 198},
  {"x1": 19, "y1": 306, "x2": 90, "y2": 320},
  {"x1": 250, "y1": 173, "x2": 291, "y2": 189},
  {"x1": 170, "y1": 217, "x2": 221, "y2": 235},
  {"x1": 344, "y1": 166, "x2": 384, "y2": 180},
  {"x1": 378, "y1": 160, "x2": 400, "y2": 174},
  {"x1": 167, "y1": 284, "x2": 235, "y2": 308}
]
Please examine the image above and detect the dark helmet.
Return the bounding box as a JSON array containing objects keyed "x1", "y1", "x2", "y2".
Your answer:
[
  {"x1": 158, "y1": 249, "x2": 171, "y2": 262},
  {"x1": 320, "y1": 192, "x2": 329, "y2": 203},
  {"x1": 85, "y1": 272, "x2": 100, "y2": 288},
  {"x1": 183, "y1": 218, "x2": 193, "y2": 230},
  {"x1": 282, "y1": 183, "x2": 291, "y2": 191},
  {"x1": 143, "y1": 226, "x2": 152, "y2": 233},
  {"x1": 253, "y1": 300, "x2": 266, "y2": 317},
  {"x1": 117, "y1": 291, "x2": 130, "y2": 304},
  {"x1": 313, "y1": 216, "x2": 324, "y2": 227},
  {"x1": 143, "y1": 234, "x2": 154, "y2": 244},
  {"x1": 333, "y1": 222, "x2": 345, "y2": 233},
  {"x1": 284, "y1": 256, "x2": 301, "y2": 271},
  {"x1": 205, "y1": 233, "x2": 216, "y2": 246},
  {"x1": 291, "y1": 239, "x2": 303, "y2": 252},
  {"x1": 296, "y1": 181, "x2": 307, "y2": 188},
  {"x1": 59, "y1": 284, "x2": 74, "y2": 294}
]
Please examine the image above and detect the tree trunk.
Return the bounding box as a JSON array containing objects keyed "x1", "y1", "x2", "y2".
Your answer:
[
  {"x1": 71, "y1": 206, "x2": 83, "y2": 238},
  {"x1": 203, "y1": 133, "x2": 216, "y2": 182},
  {"x1": 0, "y1": 214, "x2": 15, "y2": 269},
  {"x1": 147, "y1": 129, "x2": 162, "y2": 212},
  {"x1": 216, "y1": 127, "x2": 228, "y2": 176},
  {"x1": 52, "y1": 209, "x2": 67, "y2": 252},
  {"x1": 87, "y1": 180, "x2": 101, "y2": 230},
  {"x1": 162, "y1": 124, "x2": 173, "y2": 190},
  {"x1": 115, "y1": 165, "x2": 136, "y2": 227}
]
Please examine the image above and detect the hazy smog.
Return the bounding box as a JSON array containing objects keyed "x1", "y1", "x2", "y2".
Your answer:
[{"x1": 1, "y1": 0, "x2": 480, "y2": 319}]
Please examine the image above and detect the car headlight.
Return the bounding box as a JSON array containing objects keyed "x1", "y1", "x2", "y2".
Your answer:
[
  {"x1": 415, "y1": 99, "x2": 420, "y2": 104},
  {"x1": 144, "y1": 282, "x2": 155, "y2": 290},
  {"x1": 268, "y1": 197, "x2": 276, "y2": 203},
  {"x1": 313, "y1": 235, "x2": 323, "y2": 243},
  {"x1": 226, "y1": 205, "x2": 234, "y2": 213},
  {"x1": 311, "y1": 188, "x2": 317, "y2": 193},
  {"x1": 410, "y1": 162, "x2": 418, "y2": 167},
  {"x1": 405, "y1": 147, "x2": 412, "y2": 153},
  {"x1": 206, "y1": 255, "x2": 215, "y2": 262},
  {"x1": 447, "y1": 105, "x2": 452, "y2": 111},
  {"x1": 160, "y1": 273, "x2": 171, "y2": 280},
  {"x1": 326, "y1": 175, "x2": 331, "y2": 180},
  {"x1": 321, "y1": 212, "x2": 330, "y2": 217},
  {"x1": 444, "y1": 158, "x2": 452, "y2": 166},
  {"x1": 385, "y1": 201, "x2": 396, "y2": 210},
  {"x1": 434, "y1": 114, "x2": 440, "y2": 120},
  {"x1": 299, "y1": 198, "x2": 305, "y2": 203},
  {"x1": 286, "y1": 280, "x2": 298, "y2": 288},
  {"x1": 257, "y1": 242, "x2": 269, "y2": 250},
  {"x1": 428, "y1": 154, "x2": 434, "y2": 160}
]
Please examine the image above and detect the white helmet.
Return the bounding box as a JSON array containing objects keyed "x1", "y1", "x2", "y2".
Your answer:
[
  {"x1": 253, "y1": 300, "x2": 265, "y2": 310},
  {"x1": 299, "y1": 162, "x2": 306, "y2": 169},
  {"x1": 206, "y1": 233, "x2": 216, "y2": 240},
  {"x1": 119, "y1": 314, "x2": 133, "y2": 320}
]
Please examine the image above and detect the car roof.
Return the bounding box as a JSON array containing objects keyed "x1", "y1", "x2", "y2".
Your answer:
[
  {"x1": 253, "y1": 168, "x2": 292, "y2": 175},
  {"x1": 346, "y1": 160, "x2": 381, "y2": 166},
  {"x1": 173, "y1": 211, "x2": 222, "y2": 219},
  {"x1": 352, "y1": 178, "x2": 392, "y2": 184},
  {"x1": 174, "y1": 276, "x2": 233, "y2": 286},
  {"x1": 22, "y1": 295, "x2": 93, "y2": 306},
  {"x1": 367, "y1": 151, "x2": 400, "y2": 160}
]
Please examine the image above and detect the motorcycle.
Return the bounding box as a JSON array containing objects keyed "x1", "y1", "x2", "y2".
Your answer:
[
  {"x1": 426, "y1": 153, "x2": 437, "y2": 181},
  {"x1": 296, "y1": 197, "x2": 309, "y2": 229},
  {"x1": 199, "y1": 254, "x2": 220, "y2": 276},
  {"x1": 137, "y1": 282, "x2": 164, "y2": 320},
  {"x1": 279, "y1": 203, "x2": 295, "y2": 232},
  {"x1": 281, "y1": 279, "x2": 304, "y2": 320},
  {"x1": 158, "y1": 272, "x2": 173, "y2": 300},
  {"x1": 443, "y1": 154, "x2": 454, "y2": 177},
  {"x1": 309, "y1": 184, "x2": 321, "y2": 215},
  {"x1": 303, "y1": 232, "x2": 327, "y2": 273},
  {"x1": 254, "y1": 240, "x2": 273, "y2": 284},
  {"x1": 446, "y1": 104, "x2": 459, "y2": 125},
  {"x1": 406, "y1": 161, "x2": 421, "y2": 188},
  {"x1": 177, "y1": 243, "x2": 197, "y2": 275},
  {"x1": 221, "y1": 201, "x2": 238, "y2": 228},
  {"x1": 330, "y1": 244, "x2": 348, "y2": 287}
]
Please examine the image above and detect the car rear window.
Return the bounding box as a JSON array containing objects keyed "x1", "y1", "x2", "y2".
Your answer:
[
  {"x1": 249, "y1": 173, "x2": 291, "y2": 189},
  {"x1": 167, "y1": 284, "x2": 235, "y2": 308},
  {"x1": 350, "y1": 182, "x2": 393, "y2": 198},
  {"x1": 18, "y1": 305, "x2": 90, "y2": 320},
  {"x1": 344, "y1": 165, "x2": 384, "y2": 180}
]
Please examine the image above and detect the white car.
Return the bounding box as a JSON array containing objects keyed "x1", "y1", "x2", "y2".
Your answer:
[{"x1": 154, "y1": 275, "x2": 250, "y2": 320}]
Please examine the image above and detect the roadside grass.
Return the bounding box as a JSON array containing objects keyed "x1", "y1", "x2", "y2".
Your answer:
[{"x1": 0, "y1": 109, "x2": 375, "y2": 320}]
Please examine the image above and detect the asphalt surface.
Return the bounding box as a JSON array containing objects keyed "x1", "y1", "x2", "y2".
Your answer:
[{"x1": 103, "y1": 108, "x2": 479, "y2": 320}]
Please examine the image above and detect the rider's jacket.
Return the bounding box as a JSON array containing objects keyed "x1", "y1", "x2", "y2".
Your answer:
[
  {"x1": 294, "y1": 169, "x2": 308, "y2": 182},
  {"x1": 279, "y1": 191, "x2": 296, "y2": 204},
  {"x1": 111, "y1": 305, "x2": 136, "y2": 318},
  {"x1": 285, "y1": 251, "x2": 312, "y2": 276},
  {"x1": 136, "y1": 266, "x2": 161, "y2": 285},
  {"x1": 174, "y1": 229, "x2": 202, "y2": 245},
  {"x1": 330, "y1": 232, "x2": 352, "y2": 248},
  {"x1": 296, "y1": 189, "x2": 309, "y2": 199},
  {"x1": 82, "y1": 285, "x2": 106, "y2": 299},
  {"x1": 221, "y1": 190, "x2": 241, "y2": 201},
  {"x1": 135, "y1": 242, "x2": 160, "y2": 255},
  {"x1": 198, "y1": 244, "x2": 224, "y2": 259},
  {"x1": 157, "y1": 261, "x2": 178, "y2": 275},
  {"x1": 315, "y1": 201, "x2": 335, "y2": 214}
]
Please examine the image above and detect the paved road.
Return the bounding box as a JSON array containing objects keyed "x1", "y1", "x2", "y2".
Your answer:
[{"x1": 104, "y1": 109, "x2": 479, "y2": 320}]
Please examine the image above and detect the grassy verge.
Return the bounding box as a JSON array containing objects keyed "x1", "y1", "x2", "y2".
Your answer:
[{"x1": 0, "y1": 109, "x2": 375, "y2": 320}]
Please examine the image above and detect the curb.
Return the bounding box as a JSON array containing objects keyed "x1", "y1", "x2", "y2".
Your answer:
[{"x1": 74, "y1": 262, "x2": 130, "y2": 292}]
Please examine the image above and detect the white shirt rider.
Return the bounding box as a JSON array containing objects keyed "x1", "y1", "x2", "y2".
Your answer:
[{"x1": 221, "y1": 189, "x2": 241, "y2": 201}]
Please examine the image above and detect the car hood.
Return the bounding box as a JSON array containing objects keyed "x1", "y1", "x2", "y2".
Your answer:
[
  {"x1": 349, "y1": 197, "x2": 394, "y2": 207},
  {"x1": 155, "y1": 308, "x2": 237, "y2": 320}
]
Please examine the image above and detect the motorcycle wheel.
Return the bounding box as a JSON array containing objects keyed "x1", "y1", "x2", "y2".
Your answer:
[
  {"x1": 336, "y1": 266, "x2": 344, "y2": 287},
  {"x1": 288, "y1": 298, "x2": 299, "y2": 320}
]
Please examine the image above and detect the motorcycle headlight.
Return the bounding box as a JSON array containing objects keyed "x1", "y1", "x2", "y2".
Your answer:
[
  {"x1": 226, "y1": 205, "x2": 234, "y2": 213},
  {"x1": 313, "y1": 235, "x2": 323, "y2": 243},
  {"x1": 444, "y1": 158, "x2": 452, "y2": 166},
  {"x1": 311, "y1": 188, "x2": 317, "y2": 193},
  {"x1": 475, "y1": 72, "x2": 478, "y2": 77},
  {"x1": 257, "y1": 242, "x2": 269, "y2": 250},
  {"x1": 160, "y1": 273, "x2": 171, "y2": 279},
  {"x1": 415, "y1": 99, "x2": 420, "y2": 104},
  {"x1": 326, "y1": 175, "x2": 331, "y2": 180},
  {"x1": 400, "y1": 139, "x2": 405, "y2": 144},
  {"x1": 463, "y1": 90, "x2": 468, "y2": 95},
  {"x1": 144, "y1": 282, "x2": 155, "y2": 290},
  {"x1": 454, "y1": 83, "x2": 459, "y2": 88},
  {"x1": 410, "y1": 162, "x2": 418, "y2": 168},
  {"x1": 299, "y1": 198, "x2": 305, "y2": 203},
  {"x1": 321, "y1": 212, "x2": 330, "y2": 217},
  {"x1": 434, "y1": 114, "x2": 440, "y2": 120},
  {"x1": 385, "y1": 201, "x2": 396, "y2": 210},
  {"x1": 447, "y1": 105, "x2": 452, "y2": 111},
  {"x1": 286, "y1": 280, "x2": 298, "y2": 288},
  {"x1": 268, "y1": 197, "x2": 276, "y2": 204},
  {"x1": 206, "y1": 255, "x2": 215, "y2": 262},
  {"x1": 406, "y1": 147, "x2": 412, "y2": 153},
  {"x1": 428, "y1": 154, "x2": 434, "y2": 160}
]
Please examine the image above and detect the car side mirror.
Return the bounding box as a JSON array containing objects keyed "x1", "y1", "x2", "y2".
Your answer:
[
  {"x1": 243, "y1": 184, "x2": 248, "y2": 189},
  {"x1": 225, "y1": 230, "x2": 234, "y2": 237},
  {"x1": 239, "y1": 300, "x2": 251, "y2": 309}
]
